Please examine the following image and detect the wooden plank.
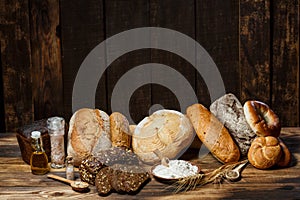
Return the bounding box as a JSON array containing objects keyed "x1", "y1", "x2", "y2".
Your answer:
[
  {"x1": 149, "y1": 0, "x2": 196, "y2": 112},
  {"x1": 0, "y1": 129, "x2": 300, "y2": 199},
  {"x1": 0, "y1": 0, "x2": 33, "y2": 131},
  {"x1": 196, "y1": 0, "x2": 239, "y2": 106},
  {"x1": 29, "y1": 0, "x2": 63, "y2": 120},
  {"x1": 0, "y1": 43, "x2": 5, "y2": 132},
  {"x1": 240, "y1": 0, "x2": 271, "y2": 104},
  {"x1": 60, "y1": 0, "x2": 106, "y2": 121},
  {"x1": 271, "y1": 0, "x2": 299, "y2": 126},
  {"x1": 105, "y1": 0, "x2": 150, "y2": 124}
]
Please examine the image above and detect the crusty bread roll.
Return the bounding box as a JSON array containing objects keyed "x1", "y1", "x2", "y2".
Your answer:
[
  {"x1": 67, "y1": 108, "x2": 112, "y2": 166},
  {"x1": 132, "y1": 109, "x2": 194, "y2": 164},
  {"x1": 110, "y1": 112, "x2": 131, "y2": 148},
  {"x1": 244, "y1": 100, "x2": 281, "y2": 137},
  {"x1": 276, "y1": 137, "x2": 291, "y2": 167},
  {"x1": 186, "y1": 103, "x2": 240, "y2": 163},
  {"x1": 210, "y1": 93, "x2": 256, "y2": 157},
  {"x1": 248, "y1": 136, "x2": 282, "y2": 169}
]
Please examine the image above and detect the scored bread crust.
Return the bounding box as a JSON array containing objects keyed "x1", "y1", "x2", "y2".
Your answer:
[
  {"x1": 186, "y1": 103, "x2": 240, "y2": 163},
  {"x1": 247, "y1": 136, "x2": 282, "y2": 169},
  {"x1": 132, "y1": 109, "x2": 194, "y2": 164},
  {"x1": 67, "y1": 108, "x2": 111, "y2": 166},
  {"x1": 243, "y1": 100, "x2": 281, "y2": 137}
]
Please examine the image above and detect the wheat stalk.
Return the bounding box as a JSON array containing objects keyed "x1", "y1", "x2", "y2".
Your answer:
[{"x1": 172, "y1": 160, "x2": 248, "y2": 193}]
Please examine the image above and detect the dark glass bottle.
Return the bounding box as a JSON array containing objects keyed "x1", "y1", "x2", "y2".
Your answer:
[{"x1": 30, "y1": 131, "x2": 50, "y2": 175}]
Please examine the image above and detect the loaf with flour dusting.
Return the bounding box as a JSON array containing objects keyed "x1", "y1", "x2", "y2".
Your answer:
[{"x1": 210, "y1": 93, "x2": 256, "y2": 156}]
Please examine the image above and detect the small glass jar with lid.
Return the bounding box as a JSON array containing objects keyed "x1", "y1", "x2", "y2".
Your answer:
[{"x1": 47, "y1": 116, "x2": 65, "y2": 168}]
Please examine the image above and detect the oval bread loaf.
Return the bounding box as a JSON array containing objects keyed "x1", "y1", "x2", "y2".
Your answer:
[
  {"x1": 186, "y1": 103, "x2": 240, "y2": 163},
  {"x1": 132, "y1": 109, "x2": 194, "y2": 164},
  {"x1": 67, "y1": 108, "x2": 112, "y2": 166},
  {"x1": 210, "y1": 93, "x2": 256, "y2": 157},
  {"x1": 110, "y1": 112, "x2": 131, "y2": 148}
]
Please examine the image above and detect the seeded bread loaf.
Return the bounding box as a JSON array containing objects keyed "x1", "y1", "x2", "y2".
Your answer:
[{"x1": 79, "y1": 147, "x2": 139, "y2": 185}]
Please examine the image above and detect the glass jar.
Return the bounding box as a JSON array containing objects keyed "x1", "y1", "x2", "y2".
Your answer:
[
  {"x1": 65, "y1": 156, "x2": 74, "y2": 180},
  {"x1": 47, "y1": 116, "x2": 65, "y2": 168},
  {"x1": 30, "y1": 131, "x2": 50, "y2": 175}
]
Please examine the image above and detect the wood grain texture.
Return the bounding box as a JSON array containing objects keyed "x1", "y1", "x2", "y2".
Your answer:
[
  {"x1": 30, "y1": 0, "x2": 63, "y2": 120},
  {"x1": 60, "y1": 0, "x2": 106, "y2": 121},
  {"x1": 105, "y1": 0, "x2": 151, "y2": 124},
  {"x1": 149, "y1": 0, "x2": 196, "y2": 113},
  {"x1": 271, "y1": 0, "x2": 299, "y2": 126},
  {"x1": 0, "y1": 0, "x2": 33, "y2": 131},
  {"x1": 196, "y1": 0, "x2": 240, "y2": 106},
  {"x1": 0, "y1": 128, "x2": 300, "y2": 199},
  {"x1": 240, "y1": 0, "x2": 271, "y2": 104}
]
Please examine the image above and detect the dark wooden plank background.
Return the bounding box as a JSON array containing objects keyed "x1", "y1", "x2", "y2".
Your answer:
[{"x1": 0, "y1": 0, "x2": 299, "y2": 132}]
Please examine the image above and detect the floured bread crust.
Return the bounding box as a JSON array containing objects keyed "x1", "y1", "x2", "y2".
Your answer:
[
  {"x1": 132, "y1": 109, "x2": 195, "y2": 164},
  {"x1": 67, "y1": 108, "x2": 111, "y2": 166}
]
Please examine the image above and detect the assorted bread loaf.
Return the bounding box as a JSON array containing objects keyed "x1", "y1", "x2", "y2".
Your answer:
[
  {"x1": 132, "y1": 109, "x2": 194, "y2": 164},
  {"x1": 186, "y1": 103, "x2": 240, "y2": 163},
  {"x1": 67, "y1": 108, "x2": 112, "y2": 166},
  {"x1": 209, "y1": 93, "x2": 256, "y2": 157}
]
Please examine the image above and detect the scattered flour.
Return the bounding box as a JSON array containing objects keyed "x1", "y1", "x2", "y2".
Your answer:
[{"x1": 152, "y1": 160, "x2": 198, "y2": 179}]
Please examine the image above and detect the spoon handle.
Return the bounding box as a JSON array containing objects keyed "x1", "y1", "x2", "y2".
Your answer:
[{"x1": 47, "y1": 174, "x2": 73, "y2": 185}]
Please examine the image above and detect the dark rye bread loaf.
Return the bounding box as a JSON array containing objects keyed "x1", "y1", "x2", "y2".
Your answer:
[
  {"x1": 95, "y1": 164, "x2": 150, "y2": 195},
  {"x1": 210, "y1": 93, "x2": 256, "y2": 156},
  {"x1": 79, "y1": 147, "x2": 139, "y2": 185}
]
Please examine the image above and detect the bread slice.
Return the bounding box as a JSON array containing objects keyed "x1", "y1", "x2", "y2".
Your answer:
[
  {"x1": 67, "y1": 108, "x2": 112, "y2": 166},
  {"x1": 186, "y1": 103, "x2": 240, "y2": 163},
  {"x1": 132, "y1": 109, "x2": 194, "y2": 164}
]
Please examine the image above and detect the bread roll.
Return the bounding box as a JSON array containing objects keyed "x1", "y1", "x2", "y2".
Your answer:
[
  {"x1": 67, "y1": 108, "x2": 112, "y2": 166},
  {"x1": 276, "y1": 137, "x2": 291, "y2": 167},
  {"x1": 186, "y1": 103, "x2": 240, "y2": 163},
  {"x1": 132, "y1": 109, "x2": 194, "y2": 164},
  {"x1": 248, "y1": 136, "x2": 282, "y2": 169},
  {"x1": 110, "y1": 112, "x2": 131, "y2": 148},
  {"x1": 210, "y1": 93, "x2": 256, "y2": 156},
  {"x1": 244, "y1": 100, "x2": 281, "y2": 137}
]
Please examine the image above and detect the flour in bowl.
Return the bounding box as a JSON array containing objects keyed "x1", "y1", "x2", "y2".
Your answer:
[{"x1": 152, "y1": 160, "x2": 198, "y2": 179}]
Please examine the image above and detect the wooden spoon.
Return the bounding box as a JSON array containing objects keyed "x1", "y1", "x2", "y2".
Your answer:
[{"x1": 47, "y1": 174, "x2": 89, "y2": 192}]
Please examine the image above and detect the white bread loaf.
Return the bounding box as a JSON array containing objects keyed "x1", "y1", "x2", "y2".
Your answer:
[
  {"x1": 132, "y1": 109, "x2": 194, "y2": 164},
  {"x1": 67, "y1": 108, "x2": 112, "y2": 166}
]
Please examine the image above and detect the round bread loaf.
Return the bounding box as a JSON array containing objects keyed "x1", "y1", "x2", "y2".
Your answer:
[
  {"x1": 67, "y1": 108, "x2": 112, "y2": 166},
  {"x1": 132, "y1": 109, "x2": 194, "y2": 164},
  {"x1": 210, "y1": 93, "x2": 256, "y2": 157},
  {"x1": 248, "y1": 136, "x2": 282, "y2": 169},
  {"x1": 243, "y1": 100, "x2": 281, "y2": 137}
]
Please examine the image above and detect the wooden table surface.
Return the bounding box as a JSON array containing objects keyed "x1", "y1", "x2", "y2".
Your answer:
[{"x1": 1, "y1": 128, "x2": 300, "y2": 200}]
